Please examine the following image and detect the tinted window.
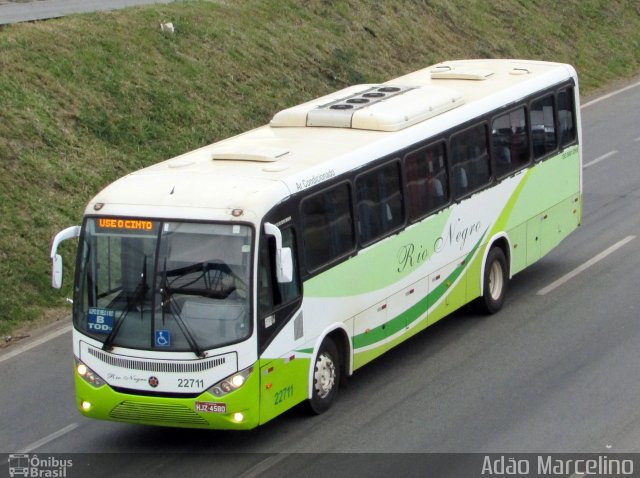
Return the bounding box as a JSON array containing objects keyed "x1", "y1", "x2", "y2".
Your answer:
[
  {"x1": 557, "y1": 87, "x2": 576, "y2": 146},
  {"x1": 450, "y1": 123, "x2": 491, "y2": 198},
  {"x1": 258, "y1": 227, "x2": 301, "y2": 348},
  {"x1": 530, "y1": 95, "x2": 557, "y2": 159},
  {"x1": 356, "y1": 161, "x2": 403, "y2": 244},
  {"x1": 277, "y1": 228, "x2": 301, "y2": 305},
  {"x1": 301, "y1": 183, "x2": 354, "y2": 270},
  {"x1": 491, "y1": 106, "x2": 530, "y2": 177},
  {"x1": 404, "y1": 142, "x2": 448, "y2": 221}
]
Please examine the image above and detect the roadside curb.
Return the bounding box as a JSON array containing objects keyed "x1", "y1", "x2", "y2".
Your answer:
[{"x1": 0, "y1": 319, "x2": 71, "y2": 363}]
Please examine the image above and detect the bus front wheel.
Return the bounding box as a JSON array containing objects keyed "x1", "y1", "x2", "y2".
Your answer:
[
  {"x1": 475, "y1": 246, "x2": 509, "y2": 315},
  {"x1": 307, "y1": 337, "x2": 340, "y2": 415}
]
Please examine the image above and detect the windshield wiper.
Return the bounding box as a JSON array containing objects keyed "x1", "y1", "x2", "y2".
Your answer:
[
  {"x1": 102, "y1": 255, "x2": 148, "y2": 351},
  {"x1": 160, "y1": 258, "x2": 205, "y2": 358}
]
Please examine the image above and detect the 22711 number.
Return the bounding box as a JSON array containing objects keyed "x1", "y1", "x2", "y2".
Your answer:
[
  {"x1": 274, "y1": 384, "x2": 294, "y2": 405},
  {"x1": 178, "y1": 378, "x2": 204, "y2": 388}
]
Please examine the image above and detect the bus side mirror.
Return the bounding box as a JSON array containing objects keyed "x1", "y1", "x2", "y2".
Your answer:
[
  {"x1": 52, "y1": 254, "x2": 64, "y2": 289},
  {"x1": 264, "y1": 222, "x2": 293, "y2": 283},
  {"x1": 277, "y1": 246, "x2": 294, "y2": 283},
  {"x1": 50, "y1": 225, "x2": 81, "y2": 289}
]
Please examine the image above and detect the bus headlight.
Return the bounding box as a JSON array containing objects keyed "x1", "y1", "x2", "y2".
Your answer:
[
  {"x1": 75, "y1": 358, "x2": 105, "y2": 387},
  {"x1": 208, "y1": 366, "x2": 253, "y2": 397},
  {"x1": 233, "y1": 412, "x2": 245, "y2": 423}
]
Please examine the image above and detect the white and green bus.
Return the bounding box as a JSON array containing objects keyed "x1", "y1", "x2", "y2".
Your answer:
[{"x1": 50, "y1": 59, "x2": 581, "y2": 429}]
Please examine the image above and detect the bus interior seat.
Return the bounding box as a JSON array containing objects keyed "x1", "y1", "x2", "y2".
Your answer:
[
  {"x1": 558, "y1": 110, "x2": 571, "y2": 144},
  {"x1": 430, "y1": 177, "x2": 444, "y2": 199},
  {"x1": 454, "y1": 166, "x2": 468, "y2": 194}
]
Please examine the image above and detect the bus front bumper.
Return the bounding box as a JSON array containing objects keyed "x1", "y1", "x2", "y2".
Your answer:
[{"x1": 74, "y1": 371, "x2": 261, "y2": 430}]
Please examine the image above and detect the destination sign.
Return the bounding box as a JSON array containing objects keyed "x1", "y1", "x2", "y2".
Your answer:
[{"x1": 97, "y1": 218, "x2": 155, "y2": 231}]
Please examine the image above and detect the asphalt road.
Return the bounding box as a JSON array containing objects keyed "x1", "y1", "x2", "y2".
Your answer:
[
  {"x1": 0, "y1": 0, "x2": 174, "y2": 25},
  {"x1": 1, "y1": 78, "x2": 640, "y2": 477}
]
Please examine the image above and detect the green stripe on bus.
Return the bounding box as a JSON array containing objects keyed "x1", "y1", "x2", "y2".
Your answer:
[{"x1": 352, "y1": 230, "x2": 486, "y2": 350}]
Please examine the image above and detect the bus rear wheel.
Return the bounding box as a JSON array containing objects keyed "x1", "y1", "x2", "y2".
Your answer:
[
  {"x1": 474, "y1": 246, "x2": 509, "y2": 315},
  {"x1": 307, "y1": 338, "x2": 340, "y2": 415}
]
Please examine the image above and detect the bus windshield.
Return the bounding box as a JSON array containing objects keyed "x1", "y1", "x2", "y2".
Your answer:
[{"x1": 75, "y1": 218, "x2": 253, "y2": 354}]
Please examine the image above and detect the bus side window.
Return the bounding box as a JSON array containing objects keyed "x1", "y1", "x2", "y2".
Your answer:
[
  {"x1": 450, "y1": 123, "x2": 491, "y2": 198},
  {"x1": 491, "y1": 106, "x2": 530, "y2": 177},
  {"x1": 404, "y1": 142, "x2": 448, "y2": 222},
  {"x1": 529, "y1": 95, "x2": 557, "y2": 160},
  {"x1": 355, "y1": 161, "x2": 403, "y2": 245},
  {"x1": 557, "y1": 87, "x2": 576, "y2": 146},
  {"x1": 258, "y1": 227, "x2": 301, "y2": 348},
  {"x1": 257, "y1": 243, "x2": 274, "y2": 321},
  {"x1": 276, "y1": 228, "x2": 301, "y2": 304},
  {"x1": 301, "y1": 183, "x2": 355, "y2": 271}
]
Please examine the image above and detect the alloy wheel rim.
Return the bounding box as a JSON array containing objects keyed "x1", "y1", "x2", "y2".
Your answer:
[
  {"x1": 314, "y1": 352, "x2": 336, "y2": 399},
  {"x1": 489, "y1": 261, "x2": 504, "y2": 300}
]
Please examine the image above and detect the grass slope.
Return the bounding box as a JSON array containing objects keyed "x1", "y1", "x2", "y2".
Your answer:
[{"x1": 1, "y1": 0, "x2": 639, "y2": 335}]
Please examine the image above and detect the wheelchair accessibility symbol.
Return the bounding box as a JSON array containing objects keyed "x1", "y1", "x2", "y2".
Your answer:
[{"x1": 155, "y1": 330, "x2": 171, "y2": 347}]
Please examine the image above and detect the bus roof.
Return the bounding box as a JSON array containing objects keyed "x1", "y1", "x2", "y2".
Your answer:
[{"x1": 87, "y1": 59, "x2": 578, "y2": 222}]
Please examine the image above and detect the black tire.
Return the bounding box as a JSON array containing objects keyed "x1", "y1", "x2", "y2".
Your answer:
[
  {"x1": 307, "y1": 338, "x2": 340, "y2": 415},
  {"x1": 474, "y1": 247, "x2": 509, "y2": 315}
]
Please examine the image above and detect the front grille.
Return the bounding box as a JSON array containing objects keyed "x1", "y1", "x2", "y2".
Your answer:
[
  {"x1": 111, "y1": 386, "x2": 201, "y2": 399},
  {"x1": 88, "y1": 347, "x2": 226, "y2": 373},
  {"x1": 110, "y1": 401, "x2": 209, "y2": 426}
]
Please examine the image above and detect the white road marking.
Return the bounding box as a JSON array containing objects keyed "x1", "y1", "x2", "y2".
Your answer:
[
  {"x1": 17, "y1": 423, "x2": 79, "y2": 453},
  {"x1": 581, "y1": 79, "x2": 640, "y2": 109},
  {"x1": 537, "y1": 236, "x2": 636, "y2": 296},
  {"x1": 583, "y1": 150, "x2": 618, "y2": 169},
  {"x1": 0, "y1": 324, "x2": 71, "y2": 364},
  {"x1": 236, "y1": 453, "x2": 292, "y2": 478}
]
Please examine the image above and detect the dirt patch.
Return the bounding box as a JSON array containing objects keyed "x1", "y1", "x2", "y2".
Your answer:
[{"x1": 1, "y1": 306, "x2": 70, "y2": 349}]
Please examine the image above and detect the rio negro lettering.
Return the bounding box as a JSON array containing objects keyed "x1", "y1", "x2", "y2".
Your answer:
[
  {"x1": 397, "y1": 219, "x2": 483, "y2": 273},
  {"x1": 434, "y1": 219, "x2": 482, "y2": 253}
]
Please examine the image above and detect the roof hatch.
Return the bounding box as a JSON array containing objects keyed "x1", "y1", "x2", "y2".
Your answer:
[
  {"x1": 271, "y1": 84, "x2": 464, "y2": 132},
  {"x1": 211, "y1": 146, "x2": 289, "y2": 162},
  {"x1": 430, "y1": 65, "x2": 494, "y2": 80}
]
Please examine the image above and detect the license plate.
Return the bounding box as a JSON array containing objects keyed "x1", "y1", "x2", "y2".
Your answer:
[{"x1": 195, "y1": 401, "x2": 227, "y2": 413}]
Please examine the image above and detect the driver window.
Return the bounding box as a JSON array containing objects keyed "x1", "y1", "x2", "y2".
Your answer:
[{"x1": 258, "y1": 227, "x2": 301, "y2": 347}]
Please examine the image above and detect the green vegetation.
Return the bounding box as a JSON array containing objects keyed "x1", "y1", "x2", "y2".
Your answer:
[{"x1": 1, "y1": 0, "x2": 639, "y2": 336}]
